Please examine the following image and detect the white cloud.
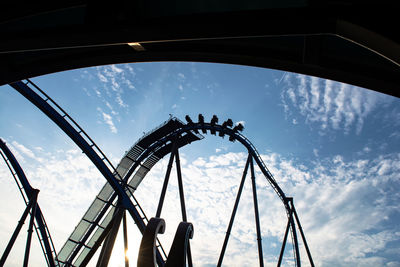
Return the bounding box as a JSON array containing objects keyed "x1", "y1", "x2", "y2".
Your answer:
[
  {"x1": 2, "y1": 139, "x2": 399, "y2": 266},
  {"x1": 11, "y1": 140, "x2": 35, "y2": 159},
  {"x1": 97, "y1": 73, "x2": 108, "y2": 83},
  {"x1": 91, "y1": 64, "x2": 136, "y2": 110},
  {"x1": 97, "y1": 108, "x2": 117, "y2": 133},
  {"x1": 363, "y1": 146, "x2": 371, "y2": 153},
  {"x1": 281, "y1": 74, "x2": 389, "y2": 135},
  {"x1": 110, "y1": 64, "x2": 123, "y2": 74},
  {"x1": 0, "y1": 143, "x2": 104, "y2": 266},
  {"x1": 124, "y1": 64, "x2": 136, "y2": 76},
  {"x1": 131, "y1": 150, "x2": 400, "y2": 266},
  {"x1": 9, "y1": 141, "x2": 44, "y2": 164},
  {"x1": 103, "y1": 113, "x2": 117, "y2": 133},
  {"x1": 115, "y1": 95, "x2": 128, "y2": 108}
]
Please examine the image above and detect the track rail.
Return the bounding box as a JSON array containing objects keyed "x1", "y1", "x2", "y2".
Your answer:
[
  {"x1": 121, "y1": 123, "x2": 288, "y2": 207},
  {"x1": 9, "y1": 80, "x2": 165, "y2": 266},
  {"x1": 0, "y1": 139, "x2": 59, "y2": 267},
  {"x1": 8, "y1": 76, "x2": 311, "y2": 265}
]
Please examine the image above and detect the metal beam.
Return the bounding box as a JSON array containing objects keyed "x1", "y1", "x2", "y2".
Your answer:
[
  {"x1": 217, "y1": 154, "x2": 251, "y2": 267},
  {"x1": 174, "y1": 148, "x2": 192, "y2": 267},
  {"x1": 123, "y1": 211, "x2": 129, "y2": 267},
  {"x1": 9, "y1": 81, "x2": 164, "y2": 264},
  {"x1": 0, "y1": 139, "x2": 56, "y2": 267},
  {"x1": 0, "y1": 192, "x2": 36, "y2": 266},
  {"x1": 23, "y1": 190, "x2": 39, "y2": 267},
  {"x1": 9, "y1": 81, "x2": 144, "y2": 227},
  {"x1": 79, "y1": 206, "x2": 125, "y2": 266},
  {"x1": 175, "y1": 149, "x2": 188, "y2": 222},
  {"x1": 96, "y1": 207, "x2": 124, "y2": 267},
  {"x1": 277, "y1": 212, "x2": 292, "y2": 267},
  {"x1": 288, "y1": 199, "x2": 301, "y2": 267},
  {"x1": 156, "y1": 139, "x2": 178, "y2": 218},
  {"x1": 250, "y1": 156, "x2": 264, "y2": 267},
  {"x1": 293, "y1": 205, "x2": 314, "y2": 267}
]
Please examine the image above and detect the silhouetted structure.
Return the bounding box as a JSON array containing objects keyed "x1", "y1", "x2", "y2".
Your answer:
[{"x1": 2, "y1": 79, "x2": 315, "y2": 266}]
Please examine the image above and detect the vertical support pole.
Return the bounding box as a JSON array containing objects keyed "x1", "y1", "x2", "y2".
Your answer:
[
  {"x1": 23, "y1": 189, "x2": 39, "y2": 267},
  {"x1": 288, "y1": 199, "x2": 301, "y2": 267},
  {"x1": 96, "y1": 208, "x2": 124, "y2": 267},
  {"x1": 123, "y1": 210, "x2": 129, "y2": 267},
  {"x1": 175, "y1": 149, "x2": 187, "y2": 222},
  {"x1": 156, "y1": 139, "x2": 178, "y2": 218},
  {"x1": 277, "y1": 211, "x2": 292, "y2": 267},
  {"x1": 0, "y1": 195, "x2": 36, "y2": 266},
  {"x1": 175, "y1": 148, "x2": 193, "y2": 267},
  {"x1": 293, "y1": 205, "x2": 314, "y2": 267},
  {"x1": 250, "y1": 156, "x2": 264, "y2": 267},
  {"x1": 217, "y1": 154, "x2": 251, "y2": 267}
]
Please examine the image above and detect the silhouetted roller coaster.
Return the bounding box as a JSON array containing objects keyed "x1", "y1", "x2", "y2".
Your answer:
[{"x1": 1, "y1": 79, "x2": 314, "y2": 267}]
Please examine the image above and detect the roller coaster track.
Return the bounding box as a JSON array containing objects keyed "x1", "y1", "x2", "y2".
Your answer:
[
  {"x1": 8, "y1": 79, "x2": 314, "y2": 266},
  {"x1": 68, "y1": 117, "x2": 314, "y2": 266},
  {"x1": 0, "y1": 139, "x2": 59, "y2": 267},
  {"x1": 9, "y1": 79, "x2": 167, "y2": 266}
]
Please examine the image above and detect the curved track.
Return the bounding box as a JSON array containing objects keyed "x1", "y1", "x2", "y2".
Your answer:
[
  {"x1": 9, "y1": 79, "x2": 166, "y2": 266},
  {"x1": 8, "y1": 79, "x2": 313, "y2": 266},
  {"x1": 0, "y1": 138, "x2": 59, "y2": 267},
  {"x1": 69, "y1": 116, "x2": 314, "y2": 266}
]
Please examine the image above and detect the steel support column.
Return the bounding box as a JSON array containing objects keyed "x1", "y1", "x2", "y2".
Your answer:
[
  {"x1": 96, "y1": 207, "x2": 124, "y2": 267},
  {"x1": 123, "y1": 211, "x2": 129, "y2": 267},
  {"x1": 217, "y1": 154, "x2": 251, "y2": 267},
  {"x1": 250, "y1": 156, "x2": 264, "y2": 267},
  {"x1": 23, "y1": 190, "x2": 39, "y2": 267},
  {"x1": 9, "y1": 81, "x2": 165, "y2": 266},
  {"x1": 79, "y1": 206, "x2": 125, "y2": 266},
  {"x1": 277, "y1": 211, "x2": 293, "y2": 267},
  {"x1": 0, "y1": 138, "x2": 56, "y2": 267},
  {"x1": 0, "y1": 191, "x2": 37, "y2": 266},
  {"x1": 9, "y1": 81, "x2": 146, "y2": 227},
  {"x1": 287, "y1": 199, "x2": 301, "y2": 267},
  {"x1": 293, "y1": 205, "x2": 314, "y2": 267},
  {"x1": 174, "y1": 148, "x2": 193, "y2": 267},
  {"x1": 156, "y1": 139, "x2": 178, "y2": 218}
]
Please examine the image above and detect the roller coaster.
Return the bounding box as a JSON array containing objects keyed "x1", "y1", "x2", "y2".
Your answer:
[{"x1": 1, "y1": 79, "x2": 314, "y2": 266}]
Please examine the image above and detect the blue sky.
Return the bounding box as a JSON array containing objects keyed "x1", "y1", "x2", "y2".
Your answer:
[{"x1": 0, "y1": 62, "x2": 399, "y2": 266}]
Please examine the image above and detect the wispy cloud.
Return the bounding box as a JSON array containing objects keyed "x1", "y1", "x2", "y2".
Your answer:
[
  {"x1": 97, "y1": 107, "x2": 118, "y2": 133},
  {"x1": 80, "y1": 64, "x2": 136, "y2": 113},
  {"x1": 2, "y1": 137, "x2": 399, "y2": 266},
  {"x1": 0, "y1": 142, "x2": 104, "y2": 263},
  {"x1": 133, "y1": 150, "x2": 400, "y2": 266},
  {"x1": 281, "y1": 74, "x2": 390, "y2": 135},
  {"x1": 11, "y1": 140, "x2": 35, "y2": 159}
]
